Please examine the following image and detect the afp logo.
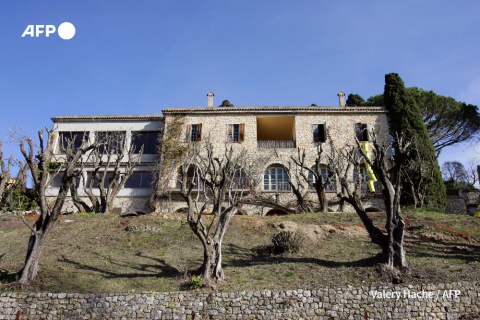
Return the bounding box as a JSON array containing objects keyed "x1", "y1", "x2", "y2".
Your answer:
[{"x1": 21, "y1": 22, "x2": 76, "y2": 40}]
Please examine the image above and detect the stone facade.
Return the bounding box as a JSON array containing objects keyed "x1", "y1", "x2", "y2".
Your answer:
[
  {"x1": 161, "y1": 106, "x2": 389, "y2": 214},
  {"x1": 1, "y1": 282, "x2": 479, "y2": 319},
  {"x1": 48, "y1": 105, "x2": 390, "y2": 215}
]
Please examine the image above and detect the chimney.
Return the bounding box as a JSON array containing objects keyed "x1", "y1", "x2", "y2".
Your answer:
[
  {"x1": 207, "y1": 92, "x2": 215, "y2": 108},
  {"x1": 337, "y1": 91, "x2": 345, "y2": 107}
]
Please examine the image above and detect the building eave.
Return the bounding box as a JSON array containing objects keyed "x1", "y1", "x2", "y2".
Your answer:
[
  {"x1": 51, "y1": 115, "x2": 165, "y2": 123},
  {"x1": 162, "y1": 106, "x2": 387, "y2": 115}
]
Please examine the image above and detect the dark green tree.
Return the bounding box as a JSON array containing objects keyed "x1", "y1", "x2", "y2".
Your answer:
[
  {"x1": 346, "y1": 94, "x2": 365, "y2": 106},
  {"x1": 365, "y1": 89, "x2": 480, "y2": 153},
  {"x1": 384, "y1": 73, "x2": 446, "y2": 212},
  {"x1": 363, "y1": 94, "x2": 384, "y2": 106},
  {"x1": 219, "y1": 100, "x2": 234, "y2": 107},
  {"x1": 408, "y1": 87, "x2": 480, "y2": 153}
]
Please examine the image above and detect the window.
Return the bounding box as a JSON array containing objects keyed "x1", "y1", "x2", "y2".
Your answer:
[
  {"x1": 232, "y1": 170, "x2": 249, "y2": 189},
  {"x1": 50, "y1": 172, "x2": 80, "y2": 188},
  {"x1": 124, "y1": 171, "x2": 153, "y2": 188},
  {"x1": 355, "y1": 123, "x2": 373, "y2": 141},
  {"x1": 264, "y1": 166, "x2": 291, "y2": 191},
  {"x1": 85, "y1": 172, "x2": 120, "y2": 189},
  {"x1": 96, "y1": 131, "x2": 126, "y2": 154},
  {"x1": 176, "y1": 166, "x2": 202, "y2": 190},
  {"x1": 185, "y1": 124, "x2": 202, "y2": 142},
  {"x1": 131, "y1": 132, "x2": 159, "y2": 154},
  {"x1": 58, "y1": 132, "x2": 89, "y2": 154},
  {"x1": 313, "y1": 123, "x2": 327, "y2": 143},
  {"x1": 308, "y1": 166, "x2": 336, "y2": 191},
  {"x1": 227, "y1": 124, "x2": 245, "y2": 142}
]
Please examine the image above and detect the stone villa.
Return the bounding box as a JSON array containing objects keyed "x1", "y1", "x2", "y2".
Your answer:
[{"x1": 48, "y1": 92, "x2": 389, "y2": 215}]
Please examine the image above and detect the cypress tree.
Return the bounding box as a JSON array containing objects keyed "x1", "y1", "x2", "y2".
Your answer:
[{"x1": 384, "y1": 73, "x2": 446, "y2": 212}]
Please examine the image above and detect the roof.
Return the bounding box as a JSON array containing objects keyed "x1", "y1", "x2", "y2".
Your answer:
[
  {"x1": 51, "y1": 115, "x2": 164, "y2": 122},
  {"x1": 162, "y1": 106, "x2": 387, "y2": 114}
]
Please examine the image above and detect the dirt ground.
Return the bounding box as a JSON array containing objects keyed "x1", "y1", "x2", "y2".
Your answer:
[{"x1": 1, "y1": 211, "x2": 479, "y2": 293}]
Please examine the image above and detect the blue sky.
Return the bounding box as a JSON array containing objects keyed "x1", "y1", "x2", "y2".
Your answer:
[{"x1": 1, "y1": 1, "x2": 479, "y2": 172}]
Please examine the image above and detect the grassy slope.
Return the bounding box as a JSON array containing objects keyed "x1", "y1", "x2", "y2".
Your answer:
[{"x1": 0, "y1": 211, "x2": 479, "y2": 293}]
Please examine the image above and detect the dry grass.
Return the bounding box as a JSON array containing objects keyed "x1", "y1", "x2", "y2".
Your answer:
[{"x1": 0, "y1": 211, "x2": 479, "y2": 293}]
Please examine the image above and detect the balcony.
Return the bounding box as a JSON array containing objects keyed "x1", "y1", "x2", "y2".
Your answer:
[
  {"x1": 257, "y1": 140, "x2": 296, "y2": 149},
  {"x1": 257, "y1": 116, "x2": 296, "y2": 149}
]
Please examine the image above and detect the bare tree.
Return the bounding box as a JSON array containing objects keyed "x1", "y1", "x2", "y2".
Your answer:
[
  {"x1": 289, "y1": 146, "x2": 335, "y2": 212},
  {"x1": 442, "y1": 161, "x2": 468, "y2": 188},
  {"x1": 286, "y1": 159, "x2": 313, "y2": 213},
  {"x1": 403, "y1": 151, "x2": 435, "y2": 208},
  {"x1": 17, "y1": 130, "x2": 94, "y2": 283},
  {"x1": 466, "y1": 158, "x2": 479, "y2": 187},
  {"x1": 68, "y1": 131, "x2": 144, "y2": 213},
  {"x1": 0, "y1": 141, "x2": 14, "y2": 209},
  {"x1": 179, "y1": 141, "x2": 256, "y2": 282},
  {"x1": 326, "y1": 134, "x2": 411, "y2": 270}
]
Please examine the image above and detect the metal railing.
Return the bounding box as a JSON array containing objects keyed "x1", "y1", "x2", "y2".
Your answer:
[
  {"x1": 175, "y1": 177, "x2": 251, "y2": 190},
  {"x1": 257, "y1": 140, "x2": 296, "y2": 149},
  {"x1": 176, "y1": 177, "x2": 203, "y2": 190},
  {"x1": 263, "y1": 181, "x2": 291, "y2": 191}
]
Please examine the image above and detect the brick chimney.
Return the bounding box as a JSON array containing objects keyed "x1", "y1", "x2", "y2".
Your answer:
[
  {"x1": 338, "y1": 91, "x2": 345, "y2": 107},
  {"x1": 207, "y1": 92, "x2": 215, "y2": 108}
]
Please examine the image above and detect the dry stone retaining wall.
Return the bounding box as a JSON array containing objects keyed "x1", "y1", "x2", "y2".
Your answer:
[{"x1": 1, "y1": 282, "x2": 479, "y2": 319}]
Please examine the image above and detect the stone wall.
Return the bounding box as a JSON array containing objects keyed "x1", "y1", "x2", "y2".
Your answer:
[
  {"x1": 51, "y1": 196, "x2": 150, "y2": 214},
  {"x1": 1, "y1": 282, "x2": 479, "y2": 319},
  {"x1": 446, "y1": 191, "x2": 480, "y2": 215}
]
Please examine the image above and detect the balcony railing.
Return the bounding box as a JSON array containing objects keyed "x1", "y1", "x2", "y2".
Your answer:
[
  {"x1": 263, "y1": 181, "x2": 291, "y2": 191},
  {"x1": 230, "y1": 177, "x2": 251, "y2": 189},
  {"x1": 257, "y1": 140, "x2": 296, "y2": 149},
  {"x1": 176, "y1": 177, "x2": 203, "y2": 190},
  {"x1": 175, "y1": 177, "x2": 251, "y2": 190}
]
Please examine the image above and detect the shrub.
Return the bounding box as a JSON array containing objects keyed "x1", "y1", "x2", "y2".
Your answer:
[
  {"x1": 190, "y1": 275, "x2": 202, "y2": 290},
  {"x1": 271, "y1": 231, "x2": 306, "y2": 253}
]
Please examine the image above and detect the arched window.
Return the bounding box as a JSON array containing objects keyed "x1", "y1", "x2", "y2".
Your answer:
[
  {"x1": 264, "y1": 166, "x2": 290, "y2": 191},
  {"x1": 308, "y1": 166, "x2": 336, "y2": 191}
]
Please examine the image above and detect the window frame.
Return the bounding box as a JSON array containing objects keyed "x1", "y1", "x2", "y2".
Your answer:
[
  {"x1": 95, "y1": 131, "x2": 126, "y2": 154},
  {"x1": 124, "y1": 171, "x2": 154, "y2": 189},
  {"x1": 307, "y1": 166, "x2": 336, "y2": 191},
  {"x1": 355, "y1": 123, "x2": 374, "y2": 142},
  {"x1": 57, "y1": 131, "x2": 90, "y2": 154},
  {"x1": 185, "y1": 124, "x2": 202, "y2": 142},
  {"x1": 263, "y1": 165, "x2": 291, "y2": 191},
  {"x1": 312, "y1": 123, "x2": 327, "y2": 143},
  {"x1": 227, "y1": 123, "x2": 245, "y2": 143},
  {"x1": 131, "y1": 131, "x2": 160, "y2": 154}
]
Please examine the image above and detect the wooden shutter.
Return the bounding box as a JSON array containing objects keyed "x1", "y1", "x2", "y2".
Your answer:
[
  {"x1": 321, "y1": 122, "x2": 327, "y2": 142},
  {"x1": 196, "y1": 124, "x2": 202, "y2": 141},
  {"x1": 227, "y1": 124, "x2": 233, "y2": 142},
  {"x1": 355, "y1": 123, "x2": 363, "y2": 141},
  {"x1": 366, "y1": 123, "x2": 374, "y2": 141},
  {"x1": 312, "y1": 124, "x2": 319, "y2": 142},
  {"x1": 239, "y1": 123, "x2": 245, "y2": 142},
  {"x1": 185, "y1": 125, "x2": 191, "y2": 142}
]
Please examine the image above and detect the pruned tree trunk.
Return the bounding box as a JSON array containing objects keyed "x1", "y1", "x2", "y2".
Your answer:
[
  {"x1": 0, "y1": 141, "x2": 13, "y2": 208},
  {"x1": 327, "y1": 133, "x2": 411, "y2": 273},
  {"x1": 197, "y1": 206, "x2": 237, "y2": 281},
  {"x1": 179, "y1": 141, "x2": 255, "y2": 283},
  {"x1": 18, "y1": 223, "x2": 53, "y2": 283},
  {"x1": 16, "y1": 130, "x2": 95, "y2": 284}
]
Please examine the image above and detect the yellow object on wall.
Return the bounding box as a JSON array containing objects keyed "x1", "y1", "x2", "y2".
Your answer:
[{"x1": 362, "y1": 141, "x2": 377, "y2": 192}]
